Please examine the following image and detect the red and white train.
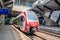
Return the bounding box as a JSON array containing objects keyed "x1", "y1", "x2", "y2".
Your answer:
[{"x1": 13, "y1": 11, "x2": 39, "y2": 33}]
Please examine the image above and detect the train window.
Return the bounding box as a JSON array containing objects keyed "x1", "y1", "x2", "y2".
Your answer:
[
  {"x1": 21, "y1": 16, "x2": 25, "y2": 22},
  {"x1": 18, "y1": 18, "x2": 21, "y2": 25},
  {"x1": 27, "y1": 11, "x2": 37, "y2": 21},
  {"x1": 18, "y1": 16, "x2": 25, "y2": 26}
]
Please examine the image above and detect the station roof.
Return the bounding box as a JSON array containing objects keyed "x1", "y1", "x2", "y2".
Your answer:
[
  {"x1": 32, "y1": 0, "x2": 60, "y2": 13},
  {"x1": 1, "y1": 0, "x2": 60, "y2": 17}
]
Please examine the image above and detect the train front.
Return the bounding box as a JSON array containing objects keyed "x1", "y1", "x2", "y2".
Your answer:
[{"x1": 25, "y1": 11, "x2": 39, "y2": 33}]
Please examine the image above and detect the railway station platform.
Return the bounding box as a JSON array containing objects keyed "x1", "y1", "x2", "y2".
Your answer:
[
  {"x1": 0, "y1": 25, "x2": 19, "y2": 40},
  {"x1": 0, "y1": 25, "x2": 31, "y2": 40}
]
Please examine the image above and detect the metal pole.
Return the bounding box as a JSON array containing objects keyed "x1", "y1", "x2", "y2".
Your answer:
[
  {"x1": 0, "y1": 0, "x2": 5, "y2": 26},
  {"x1": 1, "y1": 15, "x2": 5, "y2": 25}
]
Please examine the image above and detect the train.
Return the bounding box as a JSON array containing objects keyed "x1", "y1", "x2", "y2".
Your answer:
[{"x1": 13, "y1": 11, "x2": 39, "y2": 33}]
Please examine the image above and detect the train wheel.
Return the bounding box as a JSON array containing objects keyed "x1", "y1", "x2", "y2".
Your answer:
[{"x1": 30, "y1": 27, "x2": 35, "y2": 33}]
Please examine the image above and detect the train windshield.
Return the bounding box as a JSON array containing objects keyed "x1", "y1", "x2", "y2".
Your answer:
[{"x1": 27, "y1": 11, "x2": 37, "y2": 21}]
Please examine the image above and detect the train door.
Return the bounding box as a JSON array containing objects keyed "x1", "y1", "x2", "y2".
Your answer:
[{"x1": 19, "y1": 15, "x2": 25, "y2": 31}]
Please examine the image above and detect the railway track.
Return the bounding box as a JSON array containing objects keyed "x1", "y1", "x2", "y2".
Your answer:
[
  {"x1": 26, "y1": 32, "x2": 60, "y2": 40},
  {"x1": 12, "y1": 24, "x2": 60, "y2": 40},
  {"x1": 13, "y1": 24, "x2": 46, "y2": 40},
  {"x1": 34, "y1": 32, "x2": 60, "y2": 40},
  {"x1": 26, "y1": 33, "x2": 46, "y2": 40},
  {"x1": 40, "y1": 28, "x2": 60, "y2": 38}
]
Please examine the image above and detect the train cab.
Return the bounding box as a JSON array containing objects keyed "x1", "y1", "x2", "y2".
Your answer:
[{"x1": 15, "y1": 11, "x2": 39, "y2": 33}]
